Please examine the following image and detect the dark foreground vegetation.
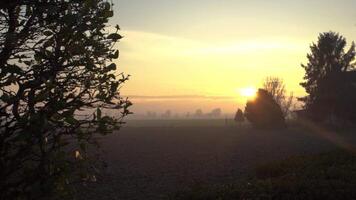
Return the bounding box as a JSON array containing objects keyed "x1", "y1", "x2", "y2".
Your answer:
[
  {"x1": 172, "y1": 149, "x2": 356, "y2": 200},
  {"x1": 0, "y1": 1, "x2": 130, "y2": 199},
  {"x1": 1, "y1": 0, "x2": 356, "y2": 199}
]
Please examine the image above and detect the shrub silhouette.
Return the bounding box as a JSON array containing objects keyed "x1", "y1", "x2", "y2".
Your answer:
[
  {"x1": 244, "y1": 89, "x2": 285, "y2": 128},
  {"x1": 234, "y1": 109, "x2": 245, "y2": 123}
]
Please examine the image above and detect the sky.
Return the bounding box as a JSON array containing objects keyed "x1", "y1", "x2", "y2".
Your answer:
[{"x1": 110, "y1": 0, "x2": 356, "y2": 115}]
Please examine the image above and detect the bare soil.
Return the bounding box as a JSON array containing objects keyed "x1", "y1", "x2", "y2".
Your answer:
[{"x1": 76, "y1": 121, "x2": 356, "y2": 200}]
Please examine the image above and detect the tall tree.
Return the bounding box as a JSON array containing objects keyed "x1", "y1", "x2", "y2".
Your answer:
[
  {"x1": 0, "y1": 1, "x2": 131, "y2": 199},
  {"x1": 263, "y1": 76, "x2": 294, "y2": 118},
  {"x1": 300, "y1": 32, "x2": 356, "y2": 122}
]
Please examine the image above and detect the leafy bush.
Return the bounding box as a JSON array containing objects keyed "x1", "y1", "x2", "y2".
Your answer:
[
  {"x1": 172, "y1": 149, "x2": 356, "y2": 200},
  {"x1": 244, "y1": 89, "x2": 285, "y2": 129},
  {"x1": 0, "y1": 1, "x2": 130, "y2": 199},
  {"x1": 234, "y1": 109, "x2": 245, "y2": 123}
]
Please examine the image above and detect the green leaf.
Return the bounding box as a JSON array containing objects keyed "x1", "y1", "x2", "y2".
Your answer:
[
  {"x1": 110, "y1": 50, "x2": 119, "y2": 59},
  {"x1": 96, "y1": 108, "x2": 102, "y2": 120},
  {"x1": 101, "y1": 116, "x2": 113, "y2": 123},
  {"x1": 25, "y1": 5, "x2": 32, "y2": 17},
  {"x1": 34, "y1": 53, "x2": 41, "y2": 62},
  {"x1": 43, "y1": 30, "x2": 53, "y2": 36},
  {"x1": 0, "y1": 93, "x2": 11, "y2": 103},
  {"x1": 34, "y1": 90, "x2": 48, "y2": 102},
  {"x1": 43, "y1": 40, "x2": 53, "y2": 48},
  {"x1": 102, "y1": 2, "x2": 111, "y2": 10},
  {"x1": 104, "y1": 10, "x2": 114, "y2": 18},
  {"x1": 107, "y1": 63, "x2": 116, "y2": 71},
  {"x1": 7, "y1": 65, "x2": 23, "y2": 74},
  {"x1": 64, "y1": 116, "x2": 78, "y2": 125},
  {"x1": 80, "y1": 143, "x2": 87, "y2": 152},
  {"x1": 108, "y1": 74, "x2": 116, "y2": 80},
  {"x1": 107, "y1": 33, "x2": 122, "y2": 41},
  {"x1": 110, "y1": 82, "x2": 119, "y2": 92},
  {"x1": 23, "y1": 61, "x2": 32, "y2": 65}
]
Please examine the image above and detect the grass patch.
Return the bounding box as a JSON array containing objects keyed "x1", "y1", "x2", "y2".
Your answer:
[{"x1": 171, "y1": 149, "x2": 356, "y2": 200}]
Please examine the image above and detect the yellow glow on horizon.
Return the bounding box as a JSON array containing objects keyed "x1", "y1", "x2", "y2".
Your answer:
[
  {"x1": 119, "y1": 30, "x2": 308, "y2": 113},
  {"x1": 239, "y1": 87, "x2": 257, "y2": 99}
]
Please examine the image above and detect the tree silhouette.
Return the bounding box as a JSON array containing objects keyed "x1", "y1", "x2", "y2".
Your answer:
[
  {"x1": 300, "y1": 32, "x2": 356, "y2": 123},
  {"x1": 208, "y1": 108, "x2": 222, "y2": 118},
  {"x1": 0, "y1": 1, "x2": 131, "y2": 199},
  {"x1": 244, "y1": 89, "x2": 285, "y2": 128},
  {"x1": 263, "y1": 76, "x2": 294, "y2": 118},
  {"x1": 234, "y1": 109, "x2": 245, "y2": 124},
  {"x1": 162, "y1": 110, "x2": 172, "y2": 118},
  {"x1": 194, "y1": 109, "x2": 203, "y2": 118}
]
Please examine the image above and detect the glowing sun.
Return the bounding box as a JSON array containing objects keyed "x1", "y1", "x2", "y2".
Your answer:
[{"x1": 239, "y1": 87, "x2": 257, "y2": 98}]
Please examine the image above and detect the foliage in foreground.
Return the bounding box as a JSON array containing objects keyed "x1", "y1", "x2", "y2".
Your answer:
[
  {"x1": 0, "y1": 1, "x2": 130, "y2": 199},
  {"x1": 172, "y1": 149, "x2": 356, "y2": 200}
]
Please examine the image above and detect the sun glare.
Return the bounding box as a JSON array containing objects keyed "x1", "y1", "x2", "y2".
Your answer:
[{"x1": 240, "y1": 87, "x2": 257, "y2": 99}]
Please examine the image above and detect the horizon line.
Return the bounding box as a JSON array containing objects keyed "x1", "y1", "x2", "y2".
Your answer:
[{"x1": 126, "y1": 95, "x2": 236, "y2": 100}]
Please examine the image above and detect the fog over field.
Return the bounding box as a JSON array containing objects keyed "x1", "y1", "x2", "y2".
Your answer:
[
  {"x1": 75, "y1": 120, "x2": 356, "y2": 200},
  {"x1": 2, "y1": 1, "x2": 356, "y2": 199}
]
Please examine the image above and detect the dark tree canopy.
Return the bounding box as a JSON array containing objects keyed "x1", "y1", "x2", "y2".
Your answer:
[
  {"x1": 0, "y1": 0, "x2": 131, "y2": 199},
  {"x1": 300, "y1": 32, "x2": 356, "y2": 123},
  {"x1": 244, "y1": 89, "x2": 285, "y2": 129},
  {"x1": 234, "y1": 108, "x2": 244, "y2": 123},
  {"x1": 263, "y1": 76, "x2": 294, "y2": 118}
]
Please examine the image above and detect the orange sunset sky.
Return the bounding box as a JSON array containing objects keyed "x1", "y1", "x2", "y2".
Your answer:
[{"x1": 111, "y1": 0, "x2": 356, "y2": 115}]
